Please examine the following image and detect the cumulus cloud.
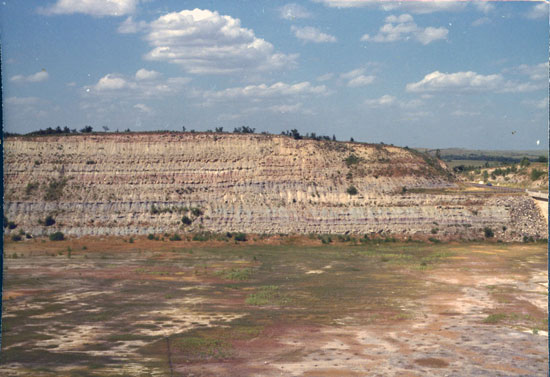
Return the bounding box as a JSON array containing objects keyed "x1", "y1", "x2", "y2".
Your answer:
[
  {"x1": 451, "y1": 109, "x2": 481, "y2": 117},
  {"x1": 268, "y1": 103, "x2": 304, "y2": 113},
  {"x1": 361, "y1": 14, "x2": 448, "y2": 45},
  {"x1": 135, "y1": 68, "x2": 160, "y2": 81},
  {"x1": 364, "y1": 94, "x2": 395, "y2": 107},
  {"x1": 85, "y1": 69, "x2": 190, "y2": 98},
  {"x1": 143, "y1": 8, "x2": 297, "y2": 74},
  {"x1": 40, "y1": 0, "x2": 137, "y2": 16},
  {"x1": 472, "y1": 1, "x2": 494, "y2": 14},
  {"x1": 340, "y1": 68, "x2": 375, "y2": 87},
  {"x1": 5, "y1": 96, "x2": 42, "y2": 105},
  {"x1": 203, "y1": 81, "x2": 327, "y2": 100},
  {"x1": 517, "y1": 62, "x2": 548, "y2": 82},
  {"x1": 280, "y1": 3, "x2": 312, "y2": 20},
  {"x1": 472, "y1": 17, "x2": 491, "y2": 27},
  {"x1": 313, "y1": 0, "x2": 466, "y2": 14},
  {"x1": 291, "y1": 26, "x2": 337, "y2": 43},
  {"x1": 118, "y1": 16, "x2": 148, "y2": 33},
  {"x1": 347, "y1": 75, "x2": 375, "y2": 87},
  {"x1": 406, "y1": 71, "x2": 504, "y2": 92},
  {"x1": 525, "y1": 3, "x2": 548, "y2": 19},
  {"x1": 10, "y1": 70, "x2": 49, "y2": 83},
  {"x1": 133, "y1": 103, "x2": 153, "y2": 113},
  {"x1": 317, "y1": 73, "x2": 334, "y2": 81}
]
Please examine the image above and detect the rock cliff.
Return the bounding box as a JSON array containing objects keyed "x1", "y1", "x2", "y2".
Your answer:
[{"x1": 3, "y1": 133, "x2": 546, "y2": 241}]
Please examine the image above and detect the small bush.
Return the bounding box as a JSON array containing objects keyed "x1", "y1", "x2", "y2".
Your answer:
[
  {"x1": 530, "y1": 169, "x2": 544, "y2": 181},
  {"x1": 44, "y1": 178, "x2": 67, "y2": 201},
  {"x1": 428, "y1": 237, "x2": 441, "y2": 243},
  {"x1": 11, "y1": 234, "x2": 22, "y2": 242},
  {"x1": 431, "y1": 228, "x2": 438, "y2": 234},
  {"x1": 345, "y1": 154, "x2": 361, "y2": 167},
  {"x1": 190, "y1": 207, "x2": 203, "y2": 217},
  {"x1": 44, "y1": 215, "x2": 56, "y2": 226},
  {"x1": 484, "y1": 227, "x2": 494, "y2": 238},
  {"x1": 181, "y1": 216, "x2": 192, "y2": 225},
  {"x1": 25, "y1": 182, "x2": 39, "y2": 195},
  {"x1": 346, "y1": 186, "x2": 358, "y2": 195},
  {"x1": 49, "y1": 232, "x2": 65, "y2": 241},
  {"x1": 7, "y1": 221, "x2": 17, "y2": 230},
  {"x1": 86, "y1": 160, "x2": 96, "y2": 165},
  {"x1": 234, "y1": 233, "x2": 247, "y2": 242},
  {"x1": 147, "y1": 234, "x2": 155, "y2": 240},
  {"x1": 128, "y1": 237, "x2": 134, "y2": 243},
  {"x1": 169, "y1": 234, "x2": 182, "y2": 241}
]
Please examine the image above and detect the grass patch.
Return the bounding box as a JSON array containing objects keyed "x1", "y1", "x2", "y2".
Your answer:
[
  {"x1": 216, "y1": 268, "x2": 253, "y2": 281},
  {"x1": 245, "y1": 285, "x2": 288, "y2": 306}
]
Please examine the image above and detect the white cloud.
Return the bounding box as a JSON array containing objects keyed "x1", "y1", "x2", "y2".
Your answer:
[
  {"x1": 451, "y1": 109, "x2": 481, "y2": 117},
  {"x1": 472, "y1": 1, "x2": 494, "y2": 14},
  {"x1": 525, "y1": 3, "x2": 548, "y2": 19},
  {"x1": 347, "y1": 75, "x2": 375, "y2": 87},
  {"x1": 280, "y1": 3, "x2": 312, "y2": 20},
  {"x1": 340, "y1": 68, "x2": 366, "y2": 80},
  {"x1": 40, "y1": 0, "x2": 137, "y2": 17},
  {"x1": 10, "y1": 70, "x2": 49, "y2": 83},
  {"x1": 85, "y1": 69, "x2": 190, "y2": 98},
  {"x1": 314, "y1": 0, "x2": 466, "y2": 14},
  {"x1": 269, "y1": 103, "x2": 304, "y2": 113},
  {"x1": 5, "y1": 96, "x2": 41, "y2": 105},
  {"x1": 118, "y1": 16, "x2": 148, "y2": 33},
  {"x1": 291, "y1": 26, "x2": 337, "y2": 43},
  {"x1": 143, "y1": 9, "x2": 297, "y2": 74},
  {"x1": 133, "y1": 103, "x2": 153, "y2": 114},
  {"x1": 204, "y1": 81, "x2": 327, "y2": 100},
  {"x1": 535, "y1": 98, "x2": 548, "y2": 110},
  {"x1": 317, "y1": 73, "x2": 334, "y2": 81},
  {"x1": 406, "y1": 71, "x2": 504, "y2": 92},
  {"x1": 340, "y1": 68, "x2": 375, "y2": 87},
  {"x1": 361, "y1": 14, "x2": 448, "y2": 45},
  {"x1": 95, "y1": 74, "x2": 128, "y2": 90},
  {"x1": 364, "y1": 94, "x2": 395, "y2": 107},
  {"x1": 472, "y1": 17, "x2": 491, "y2": 27},
  {"x1": 517, "y1": 62, "x2": 548, "y2": 82},
  {"x1": 135, "y1": 68, "x2": 160, "y2": 81}
]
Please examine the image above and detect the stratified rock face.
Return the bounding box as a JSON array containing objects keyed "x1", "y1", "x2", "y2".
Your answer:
[{"x1": 3, "y1": 133, "x2": 546, "y2": 240}]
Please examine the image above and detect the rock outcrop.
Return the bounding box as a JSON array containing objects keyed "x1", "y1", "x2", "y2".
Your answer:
[{"x1": 3, "y1": 133, "x2": 546, "y2": 241}]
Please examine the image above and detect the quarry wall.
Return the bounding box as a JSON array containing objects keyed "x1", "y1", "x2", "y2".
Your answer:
[{"x1": 3, "y1": 133, "x2": 546, "y2": 241}]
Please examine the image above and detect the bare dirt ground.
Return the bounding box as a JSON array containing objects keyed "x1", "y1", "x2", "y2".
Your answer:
[{"x1": 1, "y1": 237, "x2": 547, "y2": 376}]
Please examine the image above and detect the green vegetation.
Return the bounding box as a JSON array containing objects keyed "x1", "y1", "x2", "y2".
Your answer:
[
  {"x1": 11, "y1": 234, "x2": 22, "y2": 242},
  {"x1": 25, "y1": 182, "x2": 39, "y2": 195},
  {"x1": 484, "y1": 227, "x2": 494, "y2": 238},
  {"x1": 169, "y1": 234, "x2": 182, "y2": 241},
  {"x1": 346, "y1": 185, "x2": 358, "y2": 195},
  {"x1": 345, "y1": 154, "x2": 361, "y2": 167},
  {"x1": 49, "y1": 232, "x2": 65, "y2": 241},
  {"x1": 7, "y1": 221, "x2": 17, "y2": 230},
  {"x1": 44, "y1": 215, "x2": 56, "y2": 226},
  {"x1": 246, "y1": 286, "x2": 287, "y2": 306},
  {"x1": 147, "y1": 234, "x2": 155, "y2": 240},
  {"x1": 150, "y1": 204, "x2": 189, "y2": 215},
  {"x1": 181, "y1": 215, "x2": 192, "y2": 225},
  {"x1": 190, "y1": 207, "x2": 203, "y2": 217},
  {"x1": 234, "y1": 233, "x2": 247, "y2": 242},
  {"x1": 44, "y1": 178, "x2": 67, "y2": 201},
  {"x1": 216, "y1": 268, "x2": 253, "y2": 281},
  {"x1": 530, "y1": 169, "x2": 545, "y2": 181}
]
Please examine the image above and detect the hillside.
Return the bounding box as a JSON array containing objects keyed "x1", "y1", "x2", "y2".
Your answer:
[{"x1": 3, "y1": 132, "x2": 546, "y2": 241}]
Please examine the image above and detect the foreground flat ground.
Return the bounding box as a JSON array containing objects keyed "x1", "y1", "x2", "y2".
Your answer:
[{"x1": 1, "y1": 237, "x2": 547, "y2": 376}]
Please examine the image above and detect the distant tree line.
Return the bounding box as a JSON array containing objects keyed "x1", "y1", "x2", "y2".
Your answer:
[{"x1": 4, "y1": 124, "x2": 346, "y2": 143}]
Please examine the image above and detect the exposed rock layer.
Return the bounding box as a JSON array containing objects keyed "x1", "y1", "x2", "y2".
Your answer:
[{"x1": 3, "y1": 133, "x2": 546, "y2": 240}]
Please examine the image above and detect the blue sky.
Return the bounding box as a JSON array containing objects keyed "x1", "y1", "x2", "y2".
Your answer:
[{"x1": 1, "y1": 0, "x2": 548, "y2": 149}]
